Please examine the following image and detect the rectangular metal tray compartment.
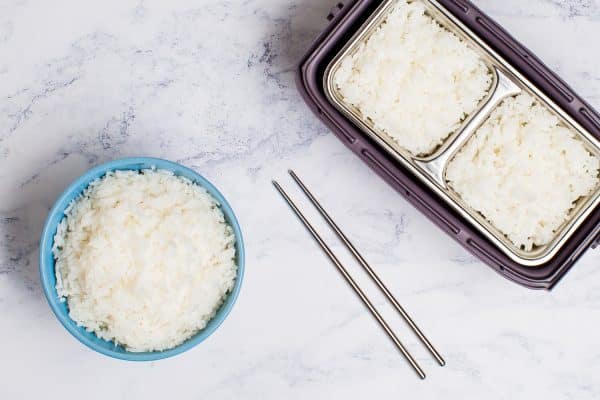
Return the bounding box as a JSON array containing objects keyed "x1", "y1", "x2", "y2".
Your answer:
[
  {"x1": 322, "y1": 0, "x2": 600, "y2": 267},
  {"x1": 325, "y1": 0, "x2": 501, "y2": 160},
  {"x1": 297, "y1": 0, "x2": 600, "y2": 289}
]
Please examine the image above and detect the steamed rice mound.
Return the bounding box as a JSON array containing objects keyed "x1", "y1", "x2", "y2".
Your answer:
[
  {"x1": 447, "y1": 94, "x2": 600, "y2": 250},
  {"x1": 334, "y1": 0, "x2": 491, "y2": 155},
  {"x1": 53, "y1": 169, "x2": 237, "y2": 352}
]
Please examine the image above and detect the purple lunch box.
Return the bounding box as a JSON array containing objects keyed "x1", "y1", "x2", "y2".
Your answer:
[{"x1": 296, "y1": 0, "x2": 600, "y2": 289}]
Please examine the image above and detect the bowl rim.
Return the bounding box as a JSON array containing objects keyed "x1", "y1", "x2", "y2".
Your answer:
[{"x1": 39, "y1": 157, "x2": 245, "y2": 361}]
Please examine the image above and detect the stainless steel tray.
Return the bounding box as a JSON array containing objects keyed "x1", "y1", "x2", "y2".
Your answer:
[{"x1": 323, "y1": 0, "x2": 600, "y2": 267}]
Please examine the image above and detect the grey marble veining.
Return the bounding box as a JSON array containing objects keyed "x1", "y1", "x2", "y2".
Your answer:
[{"x1": 1, "y1": 0, "x2": 600, "y2": 398}]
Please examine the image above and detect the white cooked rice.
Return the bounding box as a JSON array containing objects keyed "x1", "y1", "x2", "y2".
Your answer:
[
  {"x1": 53, "y1": 169, "x2": 237, "y2": 352},
  {"x1": 333, "y1": 0, "x2": 492, "y2": 155},
  {"x1": 447, "y1": 93, "x2": 600, "y2": 250}
]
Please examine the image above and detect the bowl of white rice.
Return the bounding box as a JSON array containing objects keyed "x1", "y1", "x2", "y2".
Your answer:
[{"x1": 39, "y1": 157, "x2": 244, "y2": 360}]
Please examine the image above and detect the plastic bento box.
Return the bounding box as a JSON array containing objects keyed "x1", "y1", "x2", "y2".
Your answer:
[{"x1": 296, "y1": 0, "x2": 600, "y2": 289}]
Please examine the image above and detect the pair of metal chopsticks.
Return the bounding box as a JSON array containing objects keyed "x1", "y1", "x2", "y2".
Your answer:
[{"x1": 273, "y1": 170, "x2": 444, "y2": 379}]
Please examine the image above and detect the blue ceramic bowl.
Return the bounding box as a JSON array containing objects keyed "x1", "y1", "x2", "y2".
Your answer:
[{"x1": 39, "y1": 157, "x2": 244, "y2": 361}]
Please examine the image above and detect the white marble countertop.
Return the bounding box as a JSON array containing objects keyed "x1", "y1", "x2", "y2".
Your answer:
[{"x1": 2, "y1": 0, "x2": 600, "y2": 398}]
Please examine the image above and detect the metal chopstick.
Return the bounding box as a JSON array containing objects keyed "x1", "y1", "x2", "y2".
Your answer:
[
  {"x1": 272, "y1": 180, "x2": 426, "y2": 379},
  {"x1": 288, "y1": 169, "x2": 445, "y2": 367}
]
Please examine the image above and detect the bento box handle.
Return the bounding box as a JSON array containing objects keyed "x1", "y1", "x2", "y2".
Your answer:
[{"x1": 327, "y1": 2, "x2": 345, "y2": 21}]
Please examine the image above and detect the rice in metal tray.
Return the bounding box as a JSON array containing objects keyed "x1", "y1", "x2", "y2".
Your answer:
[
  {"x1": 447, "y1": 94, "x2": 600, "y2": 251},
  {"x1": 333, "y1": 0, "x2": 492, "y2": 156}
]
